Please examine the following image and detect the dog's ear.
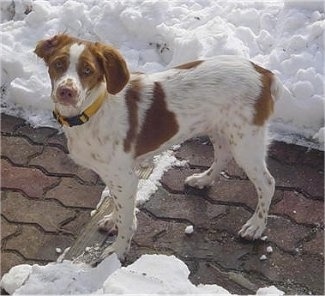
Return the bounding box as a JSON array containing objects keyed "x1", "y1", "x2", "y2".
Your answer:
[
  {"x1": 94, "y1": 43, "x2": 130, "y2": 94},
  {"x1": 34, "y1": 34, "x2": 75, "y2": 64}
]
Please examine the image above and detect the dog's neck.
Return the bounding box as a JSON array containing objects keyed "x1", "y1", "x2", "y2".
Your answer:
[{"x1": 53, "y1": 90, "x2": 107, "y2": 127}]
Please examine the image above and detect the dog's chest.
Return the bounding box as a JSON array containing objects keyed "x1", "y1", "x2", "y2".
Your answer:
[{"x1": 65, "y1": 125, "x2": 115, "y2": 175}]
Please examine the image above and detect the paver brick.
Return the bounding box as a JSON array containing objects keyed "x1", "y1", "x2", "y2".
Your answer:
[
  {"x1": 264, "y1": 216, "x2": 311, "y2": 252},
  {"x1": 271, "y1": 191, "x2": 324, "y2": 226},
  {"x1": 45, "y1": 178, "x2": 103, "y2": 208},
  {"x1": 2, "y1": 191, "x2": 78, "y2": 232},
  {"x1": 175, "y1": 139, "x2": 246, "y2": 178},
  {"x1": 136, "y1": 209, "x2": 252, "y2": 270},
  {"x1": 1, "y1": 217, "x2": 19, "y2": 242},
  {"x1": 208, "y1": 179, "x2": 262, "y2": 210},
  {"x1": 191, "y1": 261, "x2": 254, "y2": 294},
  {"x1": 269, "y1": 158, "x2": 324, "y2": 198},
  {"x1": 243, "y1": 250, "x2": 324, "y2": 295},
  {"x1": 160, "y1": 167, "x2": 202, "y2": 193},
  {"x1": 29, "y1": 146, "x2": 98, "y2": 183},
  {"x1": 5, "y1": 225, "x2": 74, "y2": 261},
  {"x1": 46, "y1": 132, "x2": 68, "y2": 153},
  {"x1": 1, "y1": 159, "x2": 59, "y2": 198},
  {"x1": 16, "y1": 125, "x2": 57, "y2": 145},
  {"x1": 61, "y1": 210, "x2": 92, "y2": 234},
  {"x1": 1, "y1": 136, "x2": 42, "y2": 165},
  {"x1": 1, "y1": 251, "x2": 25, "y2": 277},
  {"x1": 144, "y1": 188, "x2": 228, "y2": 227},
  {"x1": 206, "y1": 206, "x2": 252, "y2": 236},
  {"x1": 1, "y1": 114, "x2": 25, "y2": 134},
  {"x1": 302, "y1": 230, "x2": 324, "y2": 256},
  {"x1": 176, "y1": 139, "x2": 214, "y2": 168},
  {"x1": 268, "y1": 141, "x2": 305, "y2": 165}
]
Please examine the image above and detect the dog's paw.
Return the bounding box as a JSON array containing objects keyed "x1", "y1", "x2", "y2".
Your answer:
[
  {"x1": 99, "y1": 243, "x2": 127, "y2": 262},
  {"x1": 98, "y1": 214, "x2": 117, "y2": 235},
  {"x1": 185, "y1": 172, "x2": 213, "y2": 189},
  {"x1": 238, "y1": 217, "x2": 266, "y2": 240}
]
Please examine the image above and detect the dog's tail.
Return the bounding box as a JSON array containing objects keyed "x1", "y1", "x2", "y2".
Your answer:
[
  {"x1": 271, "y1": 75, "x2": 292, "y2": 102},
  {"x1": 270, "y1": 75, "x2": 284, "y2": 102}
]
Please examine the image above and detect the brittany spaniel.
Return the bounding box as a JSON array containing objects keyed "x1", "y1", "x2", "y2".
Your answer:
[{"x1": 35, "y1": 34, "x2": 282, "y2": 261}]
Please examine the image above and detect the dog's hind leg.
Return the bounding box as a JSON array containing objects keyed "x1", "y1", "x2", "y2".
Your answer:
[
  {"x1": 229, "y1": 126, "x2": 275, "y2": 240},
  {"x1": 185, "y1": 133, "x2": 232, "y2": 189}
]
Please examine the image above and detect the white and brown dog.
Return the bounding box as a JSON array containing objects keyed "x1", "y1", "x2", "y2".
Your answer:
[{"x1": 35, "y1": 34, "x2": 281, "y2": 260}]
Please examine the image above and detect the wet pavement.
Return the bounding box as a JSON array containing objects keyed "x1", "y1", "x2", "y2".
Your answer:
[{"x1": 1, "y1": 114, "x2": 324, "y2": 294}]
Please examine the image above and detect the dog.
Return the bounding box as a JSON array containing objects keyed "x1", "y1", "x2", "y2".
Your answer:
[{"x1": 35, "y1": 34, "x2": 281, "y2": 260}]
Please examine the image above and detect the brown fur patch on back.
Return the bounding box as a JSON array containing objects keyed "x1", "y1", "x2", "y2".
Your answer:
[
  {"x1": 251, "y1": 62, "x2": 274, "y2": 126},
  {"x1": 174, "y1": 60, "x2": 203, "y2": 70},
  {"x1": 135, "y1": 82, "x2": 179, "y2": 157},
  {"x1": 123, "y1": 78, "x2": 142, "y2": 153}
]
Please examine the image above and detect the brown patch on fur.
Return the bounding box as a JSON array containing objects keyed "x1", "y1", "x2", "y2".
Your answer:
[
  {"x1": 251, "y1": 62, "x2": 274, "y2": 126},
  {"x1": 91, "y1": 42, "x2": 130, "y2": 94},
  {"x1": 135, "y1": 82, "x2": 179, "y2": 157},
  {"x1": 34, "y1": 34, "x2": 77, "y2": 65},
  {"x1": 123, "y1": 78, "x2": 142, "y2": 153},
  {"x1": 174, "y1": 60, "x2": 203, "y2": 70}
]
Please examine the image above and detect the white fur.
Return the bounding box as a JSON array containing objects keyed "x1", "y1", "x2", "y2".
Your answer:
[{"x1": 48, "y1": 44, "x2": 280, "y2": 261}]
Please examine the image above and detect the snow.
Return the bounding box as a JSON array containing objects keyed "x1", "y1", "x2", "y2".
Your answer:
[
  {"x1": 185, "y1": 225, "x2": 194, "y2": 234},
  {"x1": 1, "y1": 254, "x2": 285, "y2": 295},
  {"x1": 0, "y1": 264, "x2": 32, "y2": 294},
  {"x1": 256, "y1": 285, "x2": 285, "y2": 295},
  {"x1": 136, "y1": 149, "x2": 187, "y2": 205},
  {"x1": 260, "y1": 254, "x2": 268, "y2": 261},
  {"x1": 1, "y1": 254, "x2": 121, "y2": 295},
  {"x1": 266, "y1": 246, "x2": 274, "y2": 253},
  {"x1": 0, "y1": 0, "x2": 324, "y2": 149}
]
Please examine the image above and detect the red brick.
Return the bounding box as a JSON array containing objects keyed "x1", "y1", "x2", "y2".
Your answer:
[
  {"x1": 1, "y1": 251, "x2": 25, "y2": 276},
  {"x1": 47, "y1": 133, "x2": 68, "y2": 153},
  {"x1": 208, "y1": 179, "x2": 257, "y2": 210},
  {"x1": 16, "y1": 125, "x2": 57, "y2": 144},
  {"x1": 1, "y1": 216, "x2": 19, "y2": 241},
  {"x1": 2, "y1": 191, "x2": 77, "y2": 232},
  {"x1": 302, "y1": 230, "x2": 324, "y2": 256},
  {"x1": 61, "y1": 210, "x2": 91, "y2": 234},
  {"x1": 176, "y1": 139, "x2": 214, "y2": 167},
  {"x1": 1, "y1": 136, "x2": 42, "y2": 165},
  {"x1": 175, "y1": 139, "x2": 247, "y2": 178},
  {"x1": 1, "y1": 159, "x2": 59, "y2": 198},
  {"x1": 144, "y1": 188, "x2": 227, "y2": 227},
  {"x1": 271, "y1": 191, "x2": 324, "y2": 226},
  {"x1": 265, "y1": 216, "x2": 310, "y2": 252},
  {"x1": 29, "y1": 146, "x2": 98, "y2": 183},
  {"x1": 1, "y1": 114, "x2": 25, "y2": 134},
  {"x1": 161, "y1": 167, "x2": 202, "y2": 193},
  {"x1": 269, "y1": 159, "x2": 324, "y2": 198},
  {"x1": 45, "y1": 178, "x2": 103, "y2": 208},
  {"x1": 5, "y1": 225, "x2": 74, "y2": 261},
  {"x1": 243, "y1": 250, "x2": 324, "y2": 295}
]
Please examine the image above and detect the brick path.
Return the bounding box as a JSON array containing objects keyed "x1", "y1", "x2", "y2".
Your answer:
[{"x1": 1, "y1": 114, "x2": 324, "y2": 294}]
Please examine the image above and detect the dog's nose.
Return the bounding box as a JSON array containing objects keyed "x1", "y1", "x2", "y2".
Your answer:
[{"x1": 56, "y1": 86, "x2": 77, "y2": 101}]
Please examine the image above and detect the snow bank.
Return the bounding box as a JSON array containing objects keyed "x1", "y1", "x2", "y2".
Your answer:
[
  {"x1": 1, "y1": 254, "x2": 285, "y2": 295},
  {"x1": 0, "y1": 254, "x2": 121, "y2": 294},
  {"x1": 0, "y1": 0, "x2": 324, "y2": 148}
]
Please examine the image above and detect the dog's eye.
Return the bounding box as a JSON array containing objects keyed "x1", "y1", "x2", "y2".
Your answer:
[
  {"x1": 82, "y1": 65, "x2": 93, "y2": 76},
  {"x1": 52, "y1": 59, "x2": 66, "y2": 72},
  {"x1": 55, "y1": 60, "x2": 63, "y2": 69}
]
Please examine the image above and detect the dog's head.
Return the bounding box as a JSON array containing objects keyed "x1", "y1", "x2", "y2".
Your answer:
[{"x1": 35, "y1": 34, "x2": 130, "y2": 116}]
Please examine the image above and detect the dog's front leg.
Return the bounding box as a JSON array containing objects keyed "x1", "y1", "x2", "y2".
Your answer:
[{"x1": 99, "y1": 169, "x2": 138, "y2": 261}]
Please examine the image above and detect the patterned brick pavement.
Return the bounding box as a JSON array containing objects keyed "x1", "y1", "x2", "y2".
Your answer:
[{"x1": 1, "y1": 114, "x2": 324, "y2": 294}]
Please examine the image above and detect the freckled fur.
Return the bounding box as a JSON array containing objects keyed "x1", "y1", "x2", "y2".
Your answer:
[{"x1": 35, "y1": 34, "x2": 282, "y2": 261}]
